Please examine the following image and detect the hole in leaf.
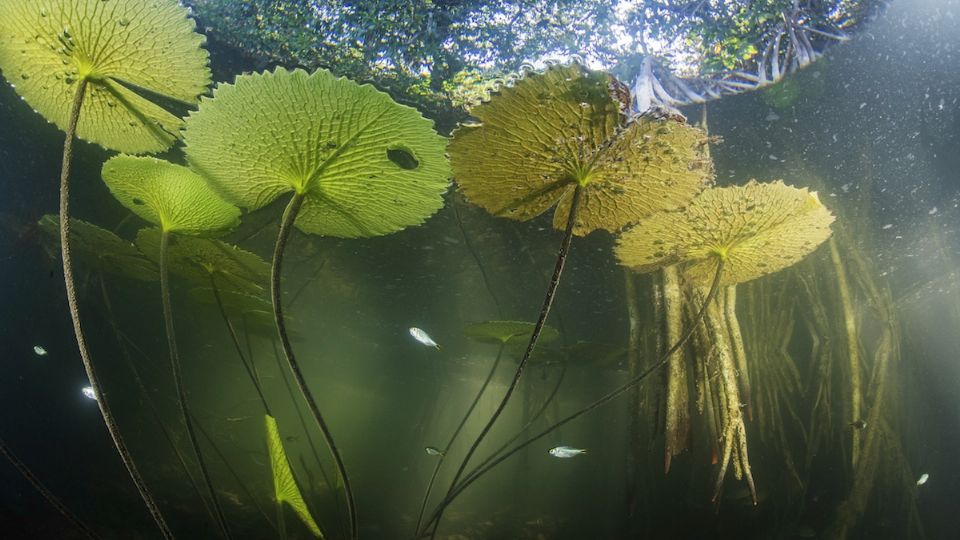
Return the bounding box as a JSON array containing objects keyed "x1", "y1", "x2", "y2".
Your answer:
[{"x1": 387, "y1": 147, "x2": 419, "y2": 170}]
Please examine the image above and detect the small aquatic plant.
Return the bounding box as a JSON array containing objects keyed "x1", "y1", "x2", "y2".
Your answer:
[
  {"x1": 0, "y1": 1, "x2": 210, "y2": 533},
  {"x1": 182, "y1": 67, "x2": 451, "y2": 540},
  {"x1": 101, "y1": 154, "x2": 240, "y2": 539}
]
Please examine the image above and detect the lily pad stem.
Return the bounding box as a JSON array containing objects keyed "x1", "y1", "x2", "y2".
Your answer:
[
  {"x1": 273, "y1": 192, "x2": 357, "y2": 540},
  {"x1": 423, "y1": 260, "x2": 726, "y2": 536},
  {"x1": 160, "y1": 230, "x2": 232, "y2": 540},
  {"x1": 432, "y1": 184, "x2": 584, "y2": 538},
  {"x1": 414, "y1": 343, "x2": 507, "y2": 534},
  {"x1": 59, "y1": 79, "x2": 173, "y2": 539}
]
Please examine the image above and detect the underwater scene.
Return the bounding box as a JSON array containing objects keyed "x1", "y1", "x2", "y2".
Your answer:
[{"x1": 0, "y1": 0, "x2": 958, "y2": 538}]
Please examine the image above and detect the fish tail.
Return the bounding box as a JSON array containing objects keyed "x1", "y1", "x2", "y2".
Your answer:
[{"x1": 434, "y1": 344, "x2": 441, "y2": 350}]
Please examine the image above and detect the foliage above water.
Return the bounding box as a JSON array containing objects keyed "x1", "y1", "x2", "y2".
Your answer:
[{"x1": 182, "y1": 0, "x2": 885, "y2": 114}]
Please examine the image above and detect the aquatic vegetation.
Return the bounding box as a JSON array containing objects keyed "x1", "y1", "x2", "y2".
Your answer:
[
  {"x1": 182, "y1": 66, "x2": 451, "y2": 540},
  {"x1": 265, "y1": 415, "x2": 324, "y2": 538},
  {"x1": 617, "y1": 180, "x2": 835, "y2": 503},
  {"x1": 0, "y1": 0, "x2": 211, "y2": 531},
  {"x1": 37, "y1": 215, "x2": 159, "y2": 282},
  {"x1": 101, "y1": 155, "x2": 240, "y2": 539},
  {"x1": 428, "y1": 62, "x2": 711, "y2": 537}
]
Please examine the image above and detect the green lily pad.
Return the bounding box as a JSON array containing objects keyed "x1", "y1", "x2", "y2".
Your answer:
[
  {"x1": 449, "y1": 64, "x2": 712, "y2": 236},
  {"x1": 265, "y1": 414, "x2": 323, "y2": 538},
  {"x1": 464, "y1": 320, "x2": 559, "y2": 345},
  {"x1": 102, "y1": 155, "x2": 240, "y2": 235},
  {"x1": 136, "y1": 228, "x2": 270, "y2": 294},
  {"x1": 615, "y1": 180, "x2": 836, "y2": 286},
  {"x1": 0, "y1": 0, "x2": 210, "y2": 153},
  {"x1": 183, "y1": 67, "x2": 451, "y2": 238},
  {"x1": 37, "y1": 214, "x2": 158, "y2": 281}
]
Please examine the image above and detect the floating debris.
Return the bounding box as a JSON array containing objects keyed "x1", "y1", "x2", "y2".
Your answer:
[
  {"x1": 548, "y1": 446, "x2": 586, "y2": 458},
  {"x1": 33, "y1": 345, "x2": 47, "y2": 356},
  {"x1": 409, "y1": 327, "x2": 440, "y2": 350},
  {"x1": 916, "y1": 473, "x2": 929, "y2": 486},
  {"x1": 81, "y1": 386, "x2": 97, "y2": 401},
  {"x1": 425, "y1": 446, "x2": 444, "y2": 457}
]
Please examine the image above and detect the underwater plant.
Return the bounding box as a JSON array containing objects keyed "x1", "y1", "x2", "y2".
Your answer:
[
  {"x1": 0, "y1": 1, "x2": 210, "y2": 533},
  {"x1": 616, "y1": 180, "x2": 836, "y2": 503},
  {"x1": 37, "y1": 215, "x2": 159, "y2": 283},
  {"x1": 101, "y1": 155, "x2": 240, "y2": 539},
  {"x1": 182, "y1": 67, "x2": 451, "y2": 540},
  {"x1": 427, "y1": 62, "x2": 711, "y2": 536}
]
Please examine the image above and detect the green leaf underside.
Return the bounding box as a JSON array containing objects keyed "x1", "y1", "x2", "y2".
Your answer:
[
  {"x1": 136, "y1": 228, "x2": 269, "y2": 295},
  {"x1": 38, "y1": 214, "x2": 158, "y2": 281},
  {"x1": 183, "y1": 67, "x2": 450, "y2": 238},
  {"x1": 0, "y1": 0, "x2": 210, "y2": 153},
  {"x1": 265, "y1": 414, "x2": 324, "y2": 538},
  {"x1": 102, "y1": 155, "x2": 240, "y2": 235},
  {"x1": 186, "y1": 287, "x2": 270, "y2": 313},
  {"x1": 464, "y1": 320, "x2": 559, "y2": 345},
  {"x1": 449, "y1": 64, "x2": 713, "y2": 236},
  {"x1": 615, "y1": 180, "x2": 836, "y2": 287}
]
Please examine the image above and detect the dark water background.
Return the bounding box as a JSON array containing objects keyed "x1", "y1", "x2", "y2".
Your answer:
[{"x1": 1, "y1": 0, "x2": 959, "y2": 538}]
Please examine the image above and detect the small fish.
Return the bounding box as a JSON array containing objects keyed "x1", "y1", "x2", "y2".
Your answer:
[
  {"x1": 916, "y1": 473, "x2": 929, "y2": 486},
  {"x1": 849, "y1": 419, "x2": 867, "y2": 430},
  {"x1": 81, "y1": 386, "x2": 97, "y2": 401},
  {"x1": 33, "y1": 345, "x2": 47, "y2": 356},
  {"x1": 425, "y1": 446, "x2": 444, "y2": 457},
  {"x1": 409, "y1": 327, "x2": 440, "y2": 350},
  {"x1": 548, "y1": 446, "x2": 587, "y2": 458}
]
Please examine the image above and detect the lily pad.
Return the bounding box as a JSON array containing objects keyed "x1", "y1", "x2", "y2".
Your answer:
[
  {"x1": 0, "y1": 0, "x2": 210, "y2": 153},
  {"x1": 136, "y1": 228, "x2": 270, "y2": 294},
  {"x1": 186, "y1": 287, "x2": 271, "y2": 314},
  {"x1": 464, "y1": 320, "x2": 559, "y2": 346},
  {"x1": 449, "y1": 64, "x2": 712, "y2": 236},
  {"x1": 37, "y1": 214, "x2": 158, "y2": 281},
  {"x1": 615, "y1": 180, "x2": 836, "y2": 286},
  {"x1": 265, "y1": 414, "x2": 323, "y2": 538},
  {"x1": 102, "y1": 155, "x2": 240, "y2": 235},
  {"x1": 183, "y1": 67, "x2": 451, "y2": 238}
]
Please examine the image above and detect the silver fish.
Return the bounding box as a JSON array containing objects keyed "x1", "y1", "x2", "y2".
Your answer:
[
  {"x1": 425, "y1": 446, "x2": 444, "y2": 456},
  {"x1": 548, "y1": 446, "x2": 586, "y2": 458},
  {"x1": 81, "y1": 386, "x2": 97, "y2": 401},
  {"x1": 33, "y1": 345, "x2": 47, "y2": 356},
  {"x1": 409, "y1": 327, "x2": 440, "y2": 350},
  {"x1": 916, "y1": 473, "x2": 929, "y2": 486}
]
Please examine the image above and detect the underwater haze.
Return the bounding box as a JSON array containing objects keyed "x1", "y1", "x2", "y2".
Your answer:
[{"x1": 1, "y1": 0, "x2": 959, "y2": 539}]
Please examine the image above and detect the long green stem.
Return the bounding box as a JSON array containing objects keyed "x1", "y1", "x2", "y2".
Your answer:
[
  {"x1": 414, "y1": 343, "x2": 506, "y2": 534},
  {"x1": 422, "y1": 260, "x2": 725, "y2": 536},
  {"x1": 59, "y1": 79, "x2": 172, "y2": 538},
  {"x1": 160, "y1": 230, "x2": 232, "y2": 540},
  {"x1": 272, "y1": 192, "x2": 357, "y2": 540},
  {"x1": 429, "y1": 185, "x2": 584, "y2": 538}
]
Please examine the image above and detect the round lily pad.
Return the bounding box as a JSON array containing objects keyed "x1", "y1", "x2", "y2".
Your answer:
[
  {"x1": 464, "y1": 320, "x2": 559, "y2": 345},
  {"x1": 136, "y1": 228, "x2": 270, "y2": 294},
  {"x1": 615, "y1": 180, "x2": 836, "y2": 286},
  {"x1": 102, "y1": 155, "x2": 240, "y2": 235},
  {"x1": 183, "y1": 67, "x2": 451, "y2": 238},
  {"x1": 0, "y1": 0, "x2": 210, "y2": 153},
  {"x1": 449, "y1": 64, "x2": 713, "y2": 236},
  {"x1": 37, "y1": 214, "x2": 158, "y2": 281}
]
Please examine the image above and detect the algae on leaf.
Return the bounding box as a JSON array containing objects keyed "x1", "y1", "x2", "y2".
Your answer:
[
  {"x1": 266, "y1": 414, "x2": 324, "y2": 538},
  {"x1": 0, "y1": 0, "x2": 211, "y2": 153},
  {"x1": 616, "y1": 180, "x2": 836, "y2": 287},
  {"x1": 449, "y1": 64, "x2": 713, "y2": 236}
]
